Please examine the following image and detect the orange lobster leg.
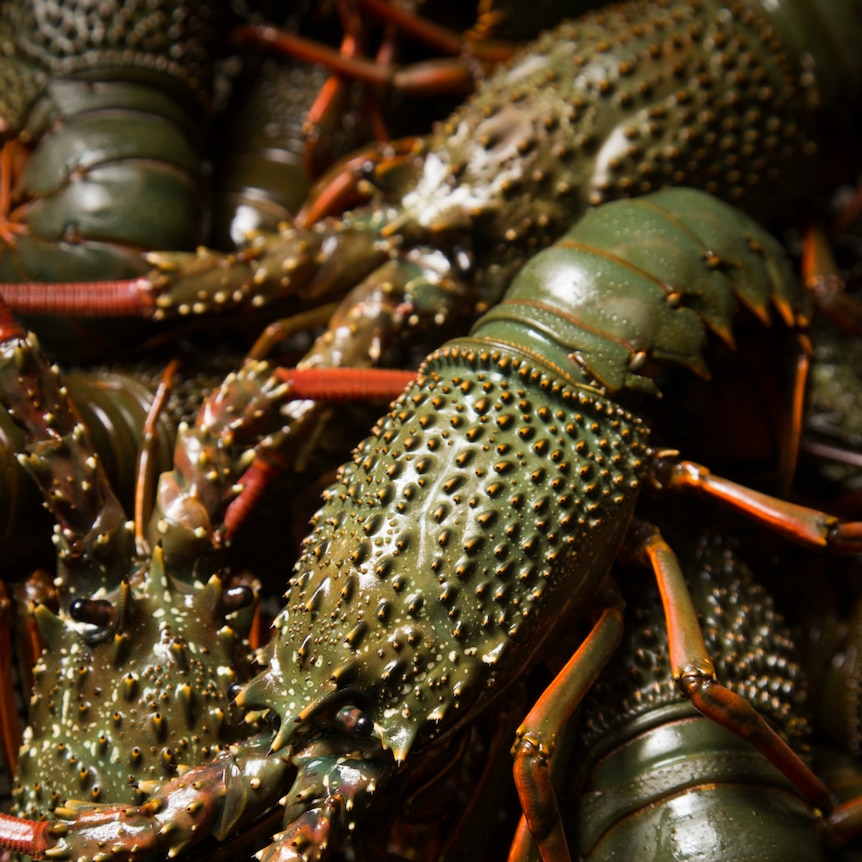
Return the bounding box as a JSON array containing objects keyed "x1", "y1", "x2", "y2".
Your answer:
[
  {"x1": 826, "y1": 796, "x2": 862, "y2": 848},
  {"x1": 302, "y1": 0, "x2": 377, "y2": 179},
  {"x1": 0, "y1": 141, "x2": 29, "y2": 247},
  {"x1": 353, "y1": 0, "x2": 515, "y2": 62},
  {"x1": 652, "y1": 454, "x2": 862, "y2": 553},
  {"x1": 230, "y1": 24, "x2": 477, "y2": 96},
  {"x1": 273, "y1": 366, "x2": 416, "y2": 400},
  {"x1": 625, "y1": 520, "x2": 832, "y2": 812},
  {"x1": 295, "y1": 137, "x2": 422, "y2": 228},
  {"x1": 803, "y1": 225, "x2": 862, "y2": 336},
  {"x1": 133, "y1": 359, "x2": 180, "y2": 555},
  {"x1": 509, "y1": 593, "x2": 625, "y2": 862}
]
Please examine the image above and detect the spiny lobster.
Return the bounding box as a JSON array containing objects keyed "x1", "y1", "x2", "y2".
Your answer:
[
  {"x1": 0, "y1": 4, "x2": 852, "y2": 860},
  {"x1": 2, "y1": 0, "x2": 860, "y2": 366},
  {"x1": 526, "y1": 517, "x2": 828, "y2": 862},
  {"x1": 0, "y1": 187, "x2": 860, "y2": 861}
]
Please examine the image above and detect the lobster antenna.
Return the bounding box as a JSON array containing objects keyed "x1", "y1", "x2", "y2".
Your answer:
[{"x1": 134, "y1": 358, "x2": 181, "y2": 556}]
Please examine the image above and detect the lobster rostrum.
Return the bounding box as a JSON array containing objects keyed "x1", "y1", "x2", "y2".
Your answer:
[{"x1": 2, "y1": 187, "x2": 862, "y2": 862}]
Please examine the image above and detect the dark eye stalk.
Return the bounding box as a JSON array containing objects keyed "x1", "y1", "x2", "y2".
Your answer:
[{"x1": 335, "y1": 705, "x2": 374, "y2": 737}]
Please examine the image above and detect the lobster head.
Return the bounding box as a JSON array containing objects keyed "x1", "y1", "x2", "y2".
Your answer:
[{"x1": 236, "y1": 335, "x2": 651, "y2": 858}]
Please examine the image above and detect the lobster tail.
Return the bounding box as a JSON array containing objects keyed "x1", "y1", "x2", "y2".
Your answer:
[
  {"x1": 470, "y1": 188, "x2": 810, "y2": 398},
  {"x1": 0, "y1": 0, "x2": 220, "y2": 135},
  {"x1": 0, "y1": 0, "x2": 225, "y2": 293}
]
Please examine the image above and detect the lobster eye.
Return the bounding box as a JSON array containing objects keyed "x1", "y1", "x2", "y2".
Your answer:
[
  {"x1": 70, "y1": 597, "x2": 115, "y2": 627},
  {"x1": 335, "y1": 705, "x2": 374, "y2": 737},
  {"x1": 227, "y1": 682, "x2": 245, "y2": 703}
]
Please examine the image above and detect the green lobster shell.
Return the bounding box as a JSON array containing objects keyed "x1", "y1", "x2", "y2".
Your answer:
[
  {"x1": 232, "y1": 187, "x2": 813, "y2": 851},
  {"x1": 242, "y1": 348, "x2": 650, "y2": 759},
  {"x1": 0, "y1": 334, "x2": 259, "y2": 818},
  {"x1": 0, "y1": 178, "x2": 841, "y2": 859},
  {"x1": 0, "y1": 0, "x2": 222, "y2": 283},
  {"x1": 13, "y1": 548, "x2": 253, "y2": 818}
]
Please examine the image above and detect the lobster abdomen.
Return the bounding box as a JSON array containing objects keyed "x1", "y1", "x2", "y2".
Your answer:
[
  {"x1": 0, "y1": 0, "x2": 222, "y2": 282},
  {"x1": 471, "y1": 187, "x2": 810, "y2": 398}
]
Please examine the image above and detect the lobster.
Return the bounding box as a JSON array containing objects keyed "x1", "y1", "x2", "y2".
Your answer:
[
  {"x1": 3, "y1": 0, "x2": 860, "y2": 369},
  {"x1": 517, "y1": 517, "x2": 827, "y2": 862},
  {"x1": 0, "y1": 0, "x2": 506, "y2": 363},
  {"x1": 0, "y1": 0, "x2": 223, "y2": 284},
  {"x1": 0, "y1": 186, "x2": 859, "y2": 862},
  {"x1": 120, "y1": 0, "x2": 862, "y2": 527},
  {"x1": 0, "y1": 0, "x2": 856, "y2": 856}
]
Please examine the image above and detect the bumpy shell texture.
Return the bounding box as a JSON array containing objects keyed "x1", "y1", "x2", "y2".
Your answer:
[
  {"x1": 13, "y1": 547, "x2": 251, "y2": 818},
  {"x1": 241, "y1": 342, "x2": 649, "y2": 761},
  {"x1": 391, "y1": 0, "x2": 822, "y2": 309}
]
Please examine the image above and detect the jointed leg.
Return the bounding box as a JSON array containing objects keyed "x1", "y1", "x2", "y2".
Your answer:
[
  {"x1": 623, "y1": 519, "x2": 832, "y2": 812},
  {"x1": 509, "y1": 590, "x2": 625, "y2": 862}
]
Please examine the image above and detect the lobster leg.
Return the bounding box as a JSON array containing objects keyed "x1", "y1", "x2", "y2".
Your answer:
[
  {"x1": 624, "y1": 520, "x2": 832, "y2": 812},
  {"x1": 295, "y1": 138, "x2": 423, "y2": 227},
  {"x1": 224, "y1": 367, "x2": 414, "y2": 538},
  {"x1": 651, "y1": 454, "x2": 862, "y2": 553},
  {"x1": 826, "y1": 797, "x2": 862, "y2": 849},
  {"x1": 0, "y1": 303, "x2": 134, "y2": 602},
  {"x1": 133, "y1": 358, "x2": 179, "y2": 555},
  {"x1": 0, "y1": 141, "x2": 28, "y2": 246},
  {"x1": 352, "y1": 0, "x2": 515, "y2": 62},
  {"x1": 230, "y1": 0, "x2": 512, "y2": 98},
  {"x1": 509, "y1": 591, "x2": 625, "y2": 862},
  {"x1": 804, "y1": 224, "x2": 862, "y2": 336},
  {"x1": 300, "y1": 0, "x2": 372, "y2": 180}
]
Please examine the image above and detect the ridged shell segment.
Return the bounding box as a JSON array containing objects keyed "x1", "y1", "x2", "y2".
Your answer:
[
  {"x1": 242, "y1": 342, "x2": 649, "y2": 760},
  {"x1": 473, "y1": 187, "x2": 808, "y2": 398},
  {"x1": 565, "y1": 525, "x2": 818, "y2": 860}
]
